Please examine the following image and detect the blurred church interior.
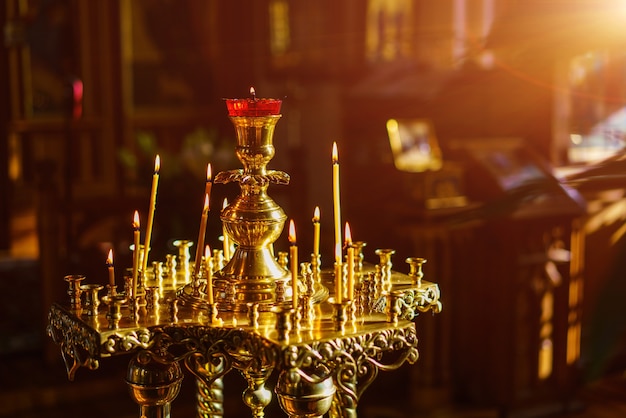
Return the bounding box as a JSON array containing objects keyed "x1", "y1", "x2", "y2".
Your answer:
[{"x1": 3, "y1": 0, "x2": 626, "y2": 417}]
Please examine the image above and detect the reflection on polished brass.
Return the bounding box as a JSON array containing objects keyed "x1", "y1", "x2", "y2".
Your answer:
[
  {"x1": 46, "y1": 101, "x2": 442, "y2": 418},
  {"x1": 276, "y1": 370, "x2": 336, "y2": 418},
  {"x1": 214, "y1": 114, "x2": 290, "y2": 309},
  {"x1": 126, "y1": 353, "x2": 183, "y2": 418}
]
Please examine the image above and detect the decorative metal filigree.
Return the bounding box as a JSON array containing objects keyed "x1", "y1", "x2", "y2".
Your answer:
[{"x1": 46, "y1": 97, "x2": 443, "y2": 418}]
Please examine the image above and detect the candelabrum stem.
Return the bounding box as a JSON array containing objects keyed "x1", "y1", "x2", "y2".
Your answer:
[
  {"x1": 241, "y1": 368, "x2": 273, "y2": 418},
  {"x1": 196, "y1": 365, "x2": 224, "y2": 418},
  {"x1": 214, "y1": 115, "x2": 289, "y2": 309}
]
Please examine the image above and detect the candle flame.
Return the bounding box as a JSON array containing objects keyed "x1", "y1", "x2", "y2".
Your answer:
[
  {"x1": 154, "y1": 155, "x2": 161, "y2": 173},
  {"x1": 332, "y1": 142, "x2": 338, "y2": 164},
  {"x1": 313, "y1": 206, "x2": 320, "y2": 222},
  {"x1": 250, "y1": 86, "x2": 256, "y2": 98},
  {"x1": 133, "y1": 210, "x2": 140, "y2": 229},
  {"x1": 205, "y1": 244, "x2": 211, "y2": 259},
  {"x1": 222, "y1": 198, "x2": 228, "y2": 209},
  {"x1": 203, "y1": 194, "x2": 210, "y2": 211},
  {"x1": 344, "y1": 222, "x2": 352, "y2": 245},
  {"x1": 107, "y1": 248, "x2": 113, "y2": 265},
  {"x1": 206, "y1": 163, "x2": 212, "y2": 181},
  {"x1": 289, "y1": 219, "x2": 296, "y2": 244}
]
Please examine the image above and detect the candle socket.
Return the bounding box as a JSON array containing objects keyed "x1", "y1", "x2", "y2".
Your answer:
[
  {"x1": 212, "y1": 249, "x2": 224, "y2": 271},
  {"x1": 347, "y1": 299, "x2": 358, "y2": 323},
  {"x1": 123, "y1": 273, "x2": 133, "y2": 298},
  {"x1": 272, "y1": 307, "x2": 293, "y2": 342},
  {"x1": 106, "y1": 283, "x2": 117, "y2": 298},
  {"x1": 152, "y1": 261, "x2": 164, "y2": 283},
  {"x1": 300, "y1": 295, "x2": 309, "y2": 322},
  {"x1": 173, "y1": 240, "x2": 193, "y2": 277},
  {"x1": 385, "y1": 291, "x2": 403, "y2": 325},
  {"x1": 103, "y1": 295, "x2": 127, "y2": 329},
  {"x1": 292, "y1": 307, "x2": 302, "y2": 333},
  {"x1": 64, "y1": 275, "x2": 85, "y2": 311},
  {"x1": 165, "y1": 254, "x2": 177, "y2": 286},
  {"x1": 406, "y1": 257, "x2": 427, "y2": 287},
  {"x1": 275, "y1": 279, "x2": 287, "y2": 303},
  {"x1": 329, "y1": 298, "x2": 349, "y2": 332},
  {"x1": 277, "y1": 251, "x2": 289, "y2": 270},
  {"x1": 192, "y1": 271, "x2": 202, "y2": 297},
  {"x1": 206, "y1": 303, "x2": 219, "y2": 324},
  {"x1": 353, "y1": 241, "x2": 367, "y2": 274},
  {"x1": 310, "y1": 253, "x2": 322, "y2": 281},
  {"x1": 166, "y1": 297, "x2": 178, "y2": 323},
  {"x1": 375, "y1": 248, "x2": 395, "y2": 281},
  {"x1": 80, "y1": 284, "x2": 103, "y2": 316},
  {"x1": 129, "y1": 296, "x2": 141, "y2": 322},
  {"x1": 145, "y1": 286, "x2": 160, "y2": 312}
]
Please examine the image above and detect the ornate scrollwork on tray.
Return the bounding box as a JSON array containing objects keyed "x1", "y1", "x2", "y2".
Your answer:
[
  {"x1": 372, "y1": 284, "x2": 442, "y2": 320},
  {"x1": 411, "y1": 285, "x2": 442, "y2": 315},
  {"x1": 102, "y1": 329, "x2": 152, "y2": 354},
  {"x1": 46, "y1": 304, "x2": 101, "y2": 380},
  {"x1": 141, "y1": 325, "x2": 280, "y2": 389},
  {"x1": 280, "y1": 326, "x2": 419, "y2": 405}
]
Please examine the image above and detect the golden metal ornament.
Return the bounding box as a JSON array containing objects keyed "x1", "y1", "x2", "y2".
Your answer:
[{"x1": 47, "y1": 96, "x2": 442, "y2": 418}]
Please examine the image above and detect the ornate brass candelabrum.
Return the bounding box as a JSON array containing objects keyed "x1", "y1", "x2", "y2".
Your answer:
[{"x1": 47, "y1": 94, "x2": 442, "y2": 418}]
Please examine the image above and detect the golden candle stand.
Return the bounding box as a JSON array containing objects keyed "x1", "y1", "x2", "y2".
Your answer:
[{"x1": 46, "y1": 95, "x2": 442, "y2": 418}]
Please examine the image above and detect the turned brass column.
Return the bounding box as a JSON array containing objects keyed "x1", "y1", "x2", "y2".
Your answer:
[{"x1": 214, "y1": 114, "x2": 290, "y2": 310}]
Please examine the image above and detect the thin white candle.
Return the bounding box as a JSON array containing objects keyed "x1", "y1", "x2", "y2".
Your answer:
[
  {"x1": 193, "y1": 194, "x2": 210, "y2": 280},
  {"x1": 289, "y1": 220, "x2": 298, "y2": 310},
  {"x1": 332, "y1": 143, "x2": 342, "y2": 265},
  {"x1": 205, "y1": 163, "x2": 213, "y2": 210},
  {"x1": 205, "y1": 245, "x2": 214, "y2": 304},
  {"x1": 335, "y1": 242, "x2": 342, "y2": 303},
  {"x1": 107, "y1": 249, "x2": 116, "y2": 295},
  {"x1": 142, "y1": 155, "x2": 160, "y2": 274},
  {"x1": 345, "y1": 222, "x2": 354, "y2": 300},
  {"x1": 222, "y1": 198, "x2": 231, "y2": 260},
  {"x1": 313, "y1": 206, "x2": 320, "y2": 258},
  {"x1": 132, "y1": 211, "x2": 140, "y2": 298}
]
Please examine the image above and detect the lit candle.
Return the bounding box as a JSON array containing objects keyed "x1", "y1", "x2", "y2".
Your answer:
[
  {"x1": 142, "y1": 155, "x2": 160, "y2": 274},
  {"x1": 312, "y1": 206, "x2": 320, "y2": 258},
  {"x1": 289, "y1": 220, "x2": 298, "y2": 310},
  {"x1": 132, "y1": 211, "x2": 140, "y2": 298},
  {"x1": 225, "y1": 87, "x2": 282, "y2": 117},
  {"x1": 334, "y1": 242, "x2": 342, "y2": 303},
  {"x1": 222, "y1": 198, "x2": 231, "y2": 260},
  {"x1": 332, "y1": 142, "x2": 342, "y2": 265},
  {"x1": 106, "y1": 249, "x2": 116, "y2": 295},
  {"x1": 205, "y1": 163, "x2": 213, "y2": 210},
  {"x1": 345, "y1": 222, "x2": 354, "y2": 300},
  {"x1": 205, "y1": 245, "x2": 214, "y2": 304},
  {"x1": 193, "y1": 194, "x2": 210, "y2": 280}
]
